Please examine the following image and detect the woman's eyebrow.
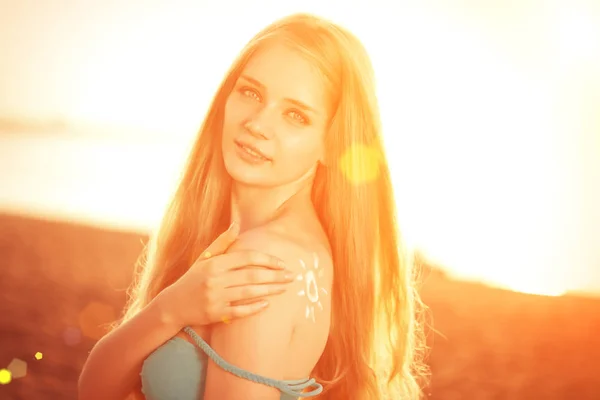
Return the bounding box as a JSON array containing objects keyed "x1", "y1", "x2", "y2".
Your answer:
[
  {"x1": 285, "y1": 98, "x2": 317, "y2": 114},
  {"x1": 239, "y1": 75, "x2": 265, "y2": 88}
]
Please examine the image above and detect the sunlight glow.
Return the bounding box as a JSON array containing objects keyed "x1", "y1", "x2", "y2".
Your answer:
[{"x1": 0, "y1": 2, "x2": 598, "y2": 297}]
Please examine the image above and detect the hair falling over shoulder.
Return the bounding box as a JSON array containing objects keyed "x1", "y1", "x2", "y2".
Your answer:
[{"x1": 116, "y1": 13, "x2": 430, "y2": 399}]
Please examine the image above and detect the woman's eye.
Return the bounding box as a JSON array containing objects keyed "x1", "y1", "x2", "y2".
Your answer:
[
  {"x1": 240, "y1": 87, "x2": 261, "y2": 101},
  {"x1": 288, "y1": 110, "x2": 308, "y2": 125}
]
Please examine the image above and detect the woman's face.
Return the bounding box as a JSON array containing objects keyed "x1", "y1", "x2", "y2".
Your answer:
[{"x1": 221, "y1": 41, "x2": 330, "y2": 188}]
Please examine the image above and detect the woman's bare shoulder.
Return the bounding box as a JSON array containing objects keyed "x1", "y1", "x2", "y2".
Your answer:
[
  {"x1": 237, "y1": 222, "x2": 332, "y2": 277},
  {"x1": 231, "y1": 226, "x2": 333, "y2": 376},
  {"x1": 234, "y1": 223, "x2": 333, "y2": 320}
]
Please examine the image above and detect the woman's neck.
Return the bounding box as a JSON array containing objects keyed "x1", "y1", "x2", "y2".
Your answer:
[{"x1": 230, "y1": 178, "x2": 313, "y2": 233}]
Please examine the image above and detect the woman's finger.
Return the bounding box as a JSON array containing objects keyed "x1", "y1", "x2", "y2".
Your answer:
[
  {"x1": 221, "y1": 268, "x2": 295, "y2": 288},
  {"x1": 223, "y1": 283, "x2": 288, "y2": 303},
  {"x1": 221, "y1": 300, "x2": 270, "y2": 322},
  {"x1": 207, "y1": 250, "x2": 287, "y2": 273}
]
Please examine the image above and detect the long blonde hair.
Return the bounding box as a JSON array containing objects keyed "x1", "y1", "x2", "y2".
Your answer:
[{"x1": 119, "y1": 13, "x2": 429, "y2": 399}]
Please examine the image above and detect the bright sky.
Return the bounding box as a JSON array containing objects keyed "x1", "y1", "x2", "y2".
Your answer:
[{"x1": 0, "y1": 0, "x2": 598, "y2": 297}]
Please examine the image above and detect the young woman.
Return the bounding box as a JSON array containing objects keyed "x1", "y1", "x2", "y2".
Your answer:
[{"x1": 79, "y1": 12, "x2": 428, "y2": 400}]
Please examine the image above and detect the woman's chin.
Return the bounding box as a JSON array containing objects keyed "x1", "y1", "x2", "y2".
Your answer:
[{"x1": 225, "y1": 164, "x2": 269, "y2": 187}]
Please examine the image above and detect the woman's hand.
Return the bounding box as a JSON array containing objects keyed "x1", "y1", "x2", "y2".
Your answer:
[{"x1": 158, "y1": 222, "x2": 295, "y2": 327}]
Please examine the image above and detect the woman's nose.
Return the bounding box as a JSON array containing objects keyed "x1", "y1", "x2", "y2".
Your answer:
[
  {"x1": 243, "y1": 107, "x2": 274, "y2": 139},
  {"x1": 243, "y1": 119, "x2": 265, "y2": 138}
]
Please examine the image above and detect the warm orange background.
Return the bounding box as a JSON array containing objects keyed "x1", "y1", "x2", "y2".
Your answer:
[
  {"x1": 0, "y1": 2, "x2": 599, "y2": 399},
  {"x1": 1, "y1": 1, "x2": 598, "y2": 297}
]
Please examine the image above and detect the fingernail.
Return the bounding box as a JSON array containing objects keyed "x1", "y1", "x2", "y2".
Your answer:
[
  {"x1": 260, "y1": 300, "x2": 269, "y2": 308},
  {"x1": 229, "y1": 221, "x2": 239, "y2": 232},
  {"x1": 285, "y1": 271, "x2": 295, "y2": 280}
]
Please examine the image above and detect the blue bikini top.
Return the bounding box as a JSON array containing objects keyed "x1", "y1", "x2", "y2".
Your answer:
[{"x1": 140, "y1": 326, "x2": 323, "y2": 399}]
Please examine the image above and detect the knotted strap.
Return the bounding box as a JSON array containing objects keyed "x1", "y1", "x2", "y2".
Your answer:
[{"x1": 182, "y1": 327, "x2": 323, "y2": 398}]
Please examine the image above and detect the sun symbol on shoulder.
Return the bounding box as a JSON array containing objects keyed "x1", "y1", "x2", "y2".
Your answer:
[{"x1": 296, "y1": 252, "x2": 328, "y2": 323}]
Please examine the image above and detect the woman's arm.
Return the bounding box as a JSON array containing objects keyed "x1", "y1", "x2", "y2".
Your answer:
[
  {"x1": 203, "y1": 231, "x2": 332, "y2": 400},
  {"x1": 78, "y1": 223, "x2": 293, "y2": 400},
  {"x1": 78, "y1": 295, "x2": 180, "y2": 400},
  {"x1": 78, "y1": 222, "x2": 293, "y2": 400}
]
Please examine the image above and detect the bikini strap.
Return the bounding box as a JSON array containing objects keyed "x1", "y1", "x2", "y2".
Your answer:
[{"x1": 182, "y1": 327, "x2": 323, "y2": 398}]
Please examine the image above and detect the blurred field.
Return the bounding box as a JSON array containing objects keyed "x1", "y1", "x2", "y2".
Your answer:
[{"x1": 0, "y1": 213, "x2": 599, "y2": 399}]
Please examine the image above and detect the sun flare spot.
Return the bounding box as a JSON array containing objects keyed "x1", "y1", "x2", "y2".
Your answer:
[
  {"x1": 296, "y1": 252, "x2": 327, "y2": 323},
  {"x1": 0, "y1": 369, "x2": 11, "y2": 385},
  {"x1": 338, "y1": 143, "x2": 382, "y2": 184},
  {"x1": 7, "y1": 358, "x2": 27, "y2": 379}
]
